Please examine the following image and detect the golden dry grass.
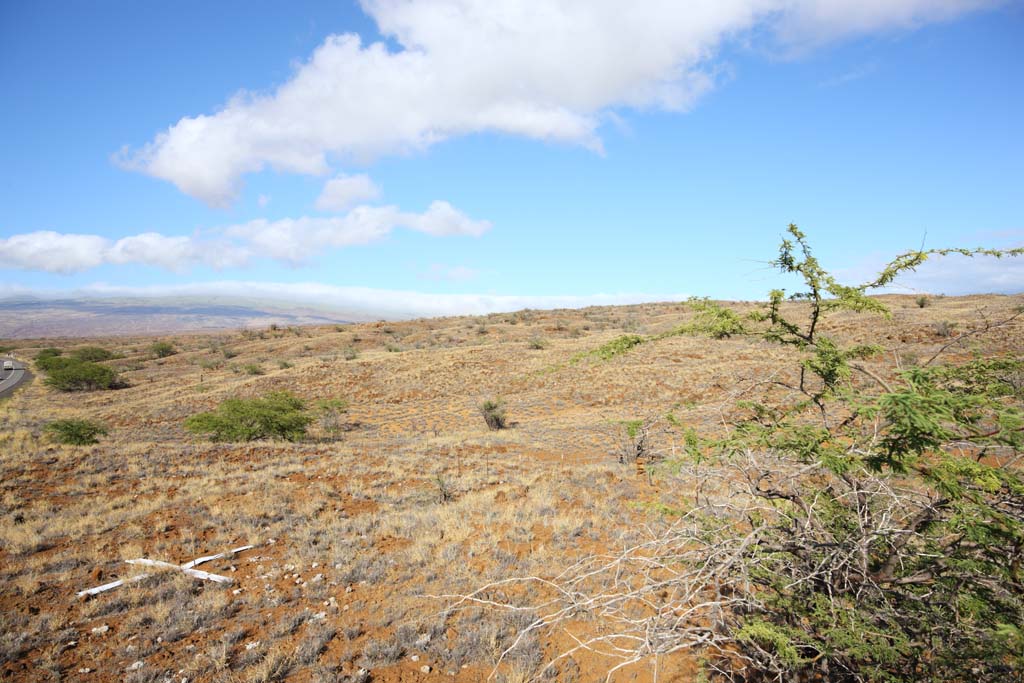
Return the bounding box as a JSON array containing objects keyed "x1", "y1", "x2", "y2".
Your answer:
[{"x1": 0, "y1": 294, "x2": 1021, "y2": 682}]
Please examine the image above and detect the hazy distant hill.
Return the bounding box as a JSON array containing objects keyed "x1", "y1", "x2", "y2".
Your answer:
[{"x1": 0, "y1": 296, "x2": 369, "y2": 338}]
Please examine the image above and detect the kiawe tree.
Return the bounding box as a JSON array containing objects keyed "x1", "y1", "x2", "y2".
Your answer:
[{"x1": 452, "y1": 225, "x2": 1024, "y2": 683}]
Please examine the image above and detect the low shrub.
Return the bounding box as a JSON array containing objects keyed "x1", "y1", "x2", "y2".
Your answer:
[
  {"x1": 42, "y1": 358, "x2": 119, "y2": 391},
  {"x1": 185, "y1": 391, "x2": 312, "y2": 442},
  {"x1": 44, "y1": 419, "x2": 108, "y2": 445},
  {"x1": 151, "y1": 341, "x2": 176, "y2": 358},
  {"x1": 70, "y1": 346, "x2": 116, "y2": 362},
  {"x1": 480, "y1": 399, "x2": 507, "y2": 430},
  {"x1": 527, "y1": 337, "x2": 548, "y2": 350}
]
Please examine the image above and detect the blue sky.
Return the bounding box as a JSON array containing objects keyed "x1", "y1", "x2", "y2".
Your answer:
[{"x1": 1, "y1": 1, "x2": 1022, "y2": 317}]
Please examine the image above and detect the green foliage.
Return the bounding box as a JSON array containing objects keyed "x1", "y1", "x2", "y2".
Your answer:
[
  {"x1": 242, "y1": 363, "x2": 264, "y2": 375},
  {"x1": 44, "y1": 418, "x2": 108, "y2": 445},
  {"x1": 343, "y1": 346, "x2": 359, "y2": 361},
  {"x1": 34, "y1": 347, "x2": 63, "y2": 368},
  {"x1": 184, "y1": 391, "x2": 312, "y2": 442},
  {"x1": 479, "y1": 399, "x2": 507, "y2": 430},
  {"x1": 677, "y1": 297, "x2": 748, "y2": 339},
  {"x1": 150, "y1": 341, "x2": 176, "y2": 358},
  {"x1": 667, "y1": 226, "x2": 1024, "y2": 682},
  {"x1": 573, "y1": 334, "x2": 646, "y2": 363},
  {"x1": 527, "y1": 336, "x2": 548, "y2": 350},
  {"x1": 70, "y1": 346, "x2": 116, "y2": 362},
  {"x1": 41, "y1": 356, "x2": 120, "y2": 391},
  {"x1": 915, "y1": 295, "x2": 930, "y2": 308}
]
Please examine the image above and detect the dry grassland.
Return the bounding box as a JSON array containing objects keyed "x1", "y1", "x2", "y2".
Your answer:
[{"x1": 1, "y1": 294, "x2": 1021, "y2": 682}]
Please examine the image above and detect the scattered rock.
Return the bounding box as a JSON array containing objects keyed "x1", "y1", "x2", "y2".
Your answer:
[
  {"x1": 126, "y1": 661, "x2": 144, "y2": 672},
  {"x1": 77, "y1": 668, "x2": 91, "y2": 674},
  {"x1": 245, "y1": 641, "x2": 261, "y2": 651},
  {"x1": 91, "y1": 625, "x2": 109, "y2": 635},
  {"x1": 420, "y1": 664, "x2": 432, "y2": 674},
  {"x1": 410, "y1": 654, "x2": 420, "y2": 662}
]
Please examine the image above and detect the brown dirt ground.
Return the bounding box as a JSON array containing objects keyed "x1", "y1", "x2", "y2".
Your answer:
[{"x1": 1, "y1": 294, "x2": 1022, "y2": 682}]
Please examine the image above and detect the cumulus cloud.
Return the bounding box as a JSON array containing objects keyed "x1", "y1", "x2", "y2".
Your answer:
[
  {"x1": 119, "y1": 0, "x2": 1000, "y2": 205},
  {"x1": 0, "y1": 201, "x2": 489, "y2": 274},
  {"x1": 0, "y1": 230, "x2": 250, "y2": 274},
  {"x1": 225, "y1": 200, "x2": 490, "y2": 265},
  {"x1": 315, "y1": 173, "x2": 382, "y2": 211}
]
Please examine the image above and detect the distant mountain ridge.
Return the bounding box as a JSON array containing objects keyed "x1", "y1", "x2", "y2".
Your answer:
[{"x1": 0, "y1": 296, "x2": 370, "y2": 338}]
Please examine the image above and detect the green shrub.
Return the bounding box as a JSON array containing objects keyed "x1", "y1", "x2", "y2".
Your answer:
[
  {"x1": 527, "y1": 337, "x2": 548, "y2": 350},
  {"x1": 70, "y1": 346, "x2": 116, "y2": 362},
  {"x1": 479, "y1": 399, "x2": 507, "y2": 430},
  {"x1": 573, "y1": 334, "x2": 646, "y2": 363},
  {"x1": 151, "y1": 341, "x2": 176, "y2": 358},
  {"x1": 34, "y1": 348, "x2": 63, "y2": 370},
  {"x1": 185, "y1": 391, "x2": 312, "y2": 442},
  {"x1": 242, "y1": 363, "x2": 264, "y2": 375},
  {"x1": 278, "y1": 360, "x2": 293, "y2": 369},
  {"x1": 915, "y1": 295, "x2": 931, "y2": 308},
  {"x1": 44, "y1": 419, "x2": 108, "y2": 445},
  {"x1": 343, "y1": 347, "x2": 359, "y2": 361},
  {"x1": 42, "y1": 358, "x2": 119, "y2": 391}
]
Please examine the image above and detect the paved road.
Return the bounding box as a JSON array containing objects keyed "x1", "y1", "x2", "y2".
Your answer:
[{"x1": 0, "y1": 358, "x2": 32, "y2": 399}]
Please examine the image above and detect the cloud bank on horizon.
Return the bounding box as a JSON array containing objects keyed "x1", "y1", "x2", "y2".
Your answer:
[
  {"x1": 119, "y1": 0, "x2": 1001, "y2": 206},
  {"x1": 0, "y1": 281, "x2": 689, "y2": 319}
]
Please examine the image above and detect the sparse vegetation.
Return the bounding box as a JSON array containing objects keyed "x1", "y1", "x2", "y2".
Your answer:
[
  {"x1": 242, "y1": 362, "x2": 265, "y2": 375},
  {"x1": 2, "y1": 236, "x2": 1021, "y2": 682},
  {"x1": 477, "y1": 225, "x2": 1024, "y2": 683},
  {"x1": 916, "y1": 294, "x2": 931, "y2": 308}
]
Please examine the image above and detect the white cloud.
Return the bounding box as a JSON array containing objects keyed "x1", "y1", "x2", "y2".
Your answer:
[
  {"x1": 315, "y1": 173, "x2": 382, "y2": 211},
  {"x1": 894, "y1": 253, "x2": 1024, "y2": 295},
  {"x1": 225, "y1": 200, "x2": 489, "y2": 265},
  {"x1": 836, "y1": 247, "x2": 1024, "y2": 296},
  {"x1": 0, "y1": 201, "x2": 489, "y2": 273},
  {"x1": 32, "y1": 281, "x2": 684, "y2": 319},
  {"x1": 119, "y1": 0, "x2": 1000, "y2": 205},
  {"x1": 257, "y1": 194, "x2": 270, "y2": 207},
  {"x1": 0, "y1": 231, "x2": 109, "y2": 274},
  {"x1": 0, "y1": 230, "x2": 251, "y2": 274}
]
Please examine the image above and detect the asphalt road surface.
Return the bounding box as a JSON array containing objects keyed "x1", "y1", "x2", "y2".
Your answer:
[{"x1": 0, "y1": 358, "x2": 31, "y2": 399}]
